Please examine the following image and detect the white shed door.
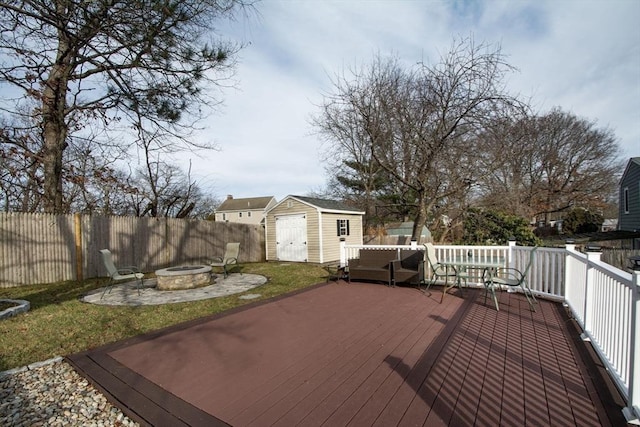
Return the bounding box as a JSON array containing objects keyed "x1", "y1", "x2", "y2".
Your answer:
[{"x1": 275, "y1": 214, "x2": 308, "y2": 262}]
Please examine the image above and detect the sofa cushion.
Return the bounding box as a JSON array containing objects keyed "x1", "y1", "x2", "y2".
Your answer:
[{"x1": 357, "y1": 249, "x2": 397, "y2": 268}]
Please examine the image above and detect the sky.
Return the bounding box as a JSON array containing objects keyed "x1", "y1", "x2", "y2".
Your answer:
[{"x1": 180, "y1": 0, "x2": 640, "y2": 203}]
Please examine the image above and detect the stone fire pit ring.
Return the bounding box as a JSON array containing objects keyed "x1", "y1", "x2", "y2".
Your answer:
[{"x1": 155, "y1": 265, "x2": 212, "y2": 290}]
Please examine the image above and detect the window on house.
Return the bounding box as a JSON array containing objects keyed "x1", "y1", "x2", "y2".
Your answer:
[
  {"x1": 337, "y1": 219, "x2": 350, "y2": 236},
  {"x1": 248, "y1": 211, "x2": 252, "y2": 217},
  {"x1": 624, "y1": 187, "x2": 629, "y2": 214},
  {"x1": 222, "y1": 213, "x2": 226, "y2": 221},
  {"x1": 239, "y1": 212, "x2": 243, "y2": 218}
]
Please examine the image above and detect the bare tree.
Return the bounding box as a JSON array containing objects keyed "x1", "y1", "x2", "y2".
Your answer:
[
  {"x1": 0, "y1": 0, "x2": 251, "y2": 213},
  {"x1": 63, "y1": 140, "x2": 139, "y2": 215},
  {"x1": 315, "y1": 38, "x2": 523, "y2": 240},
  {"x1": 476, "y1": 108, "x2": 622, "y2": 224},
  {"x1": 0, "y1": 122, "x2": 43, "y2": 212},
  {"x1": 313, "y1": 82, "x2": 405, "y2": 229},
  {"x1": 129, "y1": 158, "x2": 211, "y2": 218}
]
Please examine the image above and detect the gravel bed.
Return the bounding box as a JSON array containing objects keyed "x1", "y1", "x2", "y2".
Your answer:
[{"x1": 0, "y1": 358, "x2": 138, "y2": 426}]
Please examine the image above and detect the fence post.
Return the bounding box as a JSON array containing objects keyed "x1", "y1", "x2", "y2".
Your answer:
[
  {"x1": 624, "y1": 271, "x2": 640, "y2": 424},
  {"x1": 339, "y1": 238, "x2": 346, "y2": 267},
  {"x1": 582, "y1": 246, "x2": 602, "y2": 340}
]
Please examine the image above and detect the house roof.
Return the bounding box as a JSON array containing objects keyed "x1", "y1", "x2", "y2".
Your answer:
[
  {"x1": 270, "y1": 195, "x2": 365, "y2": 215},
  {"x1": 217, "y1": 196, "x2": 275, "y2": 212},
  {"x1": 620, "y1": 156, "x2": 640, "y2": 183}
]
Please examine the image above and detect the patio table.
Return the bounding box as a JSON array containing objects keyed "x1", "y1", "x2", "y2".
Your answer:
[{"x1": 436, "y1": 259, "x2": 504, "y2": 303}]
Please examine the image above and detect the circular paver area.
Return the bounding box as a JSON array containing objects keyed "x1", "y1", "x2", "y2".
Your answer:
[{"x1": 82, "y1": 273, "x2": 267, "y2": 306}]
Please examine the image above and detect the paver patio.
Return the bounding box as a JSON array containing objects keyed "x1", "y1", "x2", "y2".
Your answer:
[{"x1": 67, "y1": 281, "x2": 628, "y2": 426}]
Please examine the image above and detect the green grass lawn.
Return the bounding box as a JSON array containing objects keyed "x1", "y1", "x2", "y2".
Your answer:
[{"x1": 0, "y1": 262, "x2": 329, "y2": 371}]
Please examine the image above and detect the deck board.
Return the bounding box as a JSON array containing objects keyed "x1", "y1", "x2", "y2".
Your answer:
[{"x1": 67, "y1": 281, "x2": 628, "y2": 427}]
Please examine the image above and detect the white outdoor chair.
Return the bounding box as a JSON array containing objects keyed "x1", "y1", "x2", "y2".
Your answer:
[
  {"x1": 211, "y1": 242, "x2": 240, "y2": 278},
  {"x1": 99, "y1": 249, "x2": 144, "y2": 298}
]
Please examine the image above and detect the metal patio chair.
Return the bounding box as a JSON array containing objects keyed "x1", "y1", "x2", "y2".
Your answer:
[
  {"x1": 211, "y1": 242, "x2": 240, "y2": 278},
  {"x1": 483, "y1": 247, "x2": 538, "y2": 311},
  {"x1": 422, "y1": 243, "x2": 468, "y2": 298},
  {"x1": 99, "y1": 249, "x2": 144, "y2": 298}
]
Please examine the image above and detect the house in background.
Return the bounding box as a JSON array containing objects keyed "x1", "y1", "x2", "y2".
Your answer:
[
  {"x1": 619, "y1": 157, "x2": 640, "y2": 232},
  {"x1": 215, "y1": 195, "x2": 277, "y2": 225},
  {"x1": 386, "y1": 221, "x2": 432, "y2": 243},
  {"x1": 265, "y1": 195, "x2": 364, "y2": 263},
  {"x1": 601, "y1": 219, "x2": 618, "y2": 232}
]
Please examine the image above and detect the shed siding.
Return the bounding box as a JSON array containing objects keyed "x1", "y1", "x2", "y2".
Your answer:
[
  {"x1": 321, "y1": 213, "x2": 363, "y2": 262},
  {"x1": 619, "y1": 161, "x2": 640, "y2": 231}
]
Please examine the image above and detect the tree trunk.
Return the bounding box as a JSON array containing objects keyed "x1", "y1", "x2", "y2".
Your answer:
[
  {"x1": 41, "y1": 103, "x2": 68, "y2": 213},
  {"x1": 411, "y1": 192, "x2": 429, "y2": 241},
  {"x1": 41, "y1": 13, "x2": 72, "y2": 213}
]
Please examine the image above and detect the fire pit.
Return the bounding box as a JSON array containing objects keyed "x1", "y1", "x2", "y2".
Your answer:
[{"x1": 155, "y1": 265, "x2": 213, "y2": 290}]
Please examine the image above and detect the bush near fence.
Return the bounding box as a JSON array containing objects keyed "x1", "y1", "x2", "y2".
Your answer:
[{"x1": 0, "y1": 212, "x2": 265, "y2": 288}]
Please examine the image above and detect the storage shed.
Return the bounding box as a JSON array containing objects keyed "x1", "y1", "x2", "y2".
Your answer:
[{"x1": 265, "y1": 195, "x2": 365, "y2": 263}]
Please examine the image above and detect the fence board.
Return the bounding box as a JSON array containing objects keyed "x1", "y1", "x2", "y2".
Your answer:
[
  {"x1": 602, "y1": 248, "x2": 640, "y2": 272},
  {"x1": 0, "y1": 213, "x2": 265, "y2": 288}
]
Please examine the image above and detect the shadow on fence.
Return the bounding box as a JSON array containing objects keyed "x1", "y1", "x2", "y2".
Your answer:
[{"x1": 0, "y1": 213, "x2": 265, "y2": 288}]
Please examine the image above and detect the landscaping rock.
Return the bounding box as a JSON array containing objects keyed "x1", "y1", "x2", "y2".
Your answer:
[{"x1": 0, "y1": 358, "x2": 138, "y2": 426}]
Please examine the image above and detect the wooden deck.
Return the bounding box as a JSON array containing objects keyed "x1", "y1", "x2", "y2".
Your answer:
[{"x1": 67, "y1": 281, "x2": 628, "y2": 426}]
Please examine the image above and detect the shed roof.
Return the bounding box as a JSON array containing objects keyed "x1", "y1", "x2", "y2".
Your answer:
[
  {"x1": 269, "y1": 195, "x2": 365, "y2": 215},
  {"x1": 217, "y1": 196, "x2": 275, "y2": 212}
]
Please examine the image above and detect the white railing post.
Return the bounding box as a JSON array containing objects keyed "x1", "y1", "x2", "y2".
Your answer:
[
  {"x1": 508, "y1": 238, "x2": 517, "y2": 269},
  {"x1": 565, "y1": 239, "x2": 578, "y2": 302},
  {"x1": 339, "y1": 238, "x2": 346, "y2": 267},
  {"x1": 582, "y1": 246, "x2": 602, "y2": 340},
  {"x1": 564, "y1": 240, "x2": 576, "y2": 253},
  {"x1": 564, "y1": 240, "x2": 575, "y2": 299},
  {"x1": 624, "y1": 271, "x2": 640, "y2": 424}
]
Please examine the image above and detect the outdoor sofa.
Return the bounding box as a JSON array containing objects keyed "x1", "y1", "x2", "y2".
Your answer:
[
  {"x1": 347, "y1": 248, "x2": 398, "y2": 286},
  {"x1": 390, "y1": 249, "x2": 424, "y2": 286}
]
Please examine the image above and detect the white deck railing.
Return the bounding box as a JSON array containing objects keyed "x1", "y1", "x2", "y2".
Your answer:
[{"x1": 340, "y1": 240, "x2": 640, "y2": 423}]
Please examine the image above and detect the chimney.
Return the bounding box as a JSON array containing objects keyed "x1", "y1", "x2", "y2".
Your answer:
[{"x1": 226, "y1": 195, "x2": 233, "y2": 200}]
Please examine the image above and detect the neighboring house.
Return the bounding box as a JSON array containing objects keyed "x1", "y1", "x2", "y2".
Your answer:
[
  {"x1": 215, "y1": 195, "x2": 277, "y2": 225},
  {"x1": 619, "y1": 157, "x2": 640, "y2": 232},
  {"x1": 265, "y1": 195, "x2": 365, "y2": 263},
  {"x1": 386, "y1": 221, "x2": 432, "y2": 240},
  {"x1": 601, "y1": 219, "x2": 618, "y2": 232}
]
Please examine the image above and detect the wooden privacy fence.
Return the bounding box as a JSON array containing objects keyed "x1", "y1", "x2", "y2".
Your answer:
[
  {"x1": 601, "y1": 248, "x2": 640, "y2": 272},
  {"x1": 0, "y1": 212, "x2": 265, "y2": 288}
]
